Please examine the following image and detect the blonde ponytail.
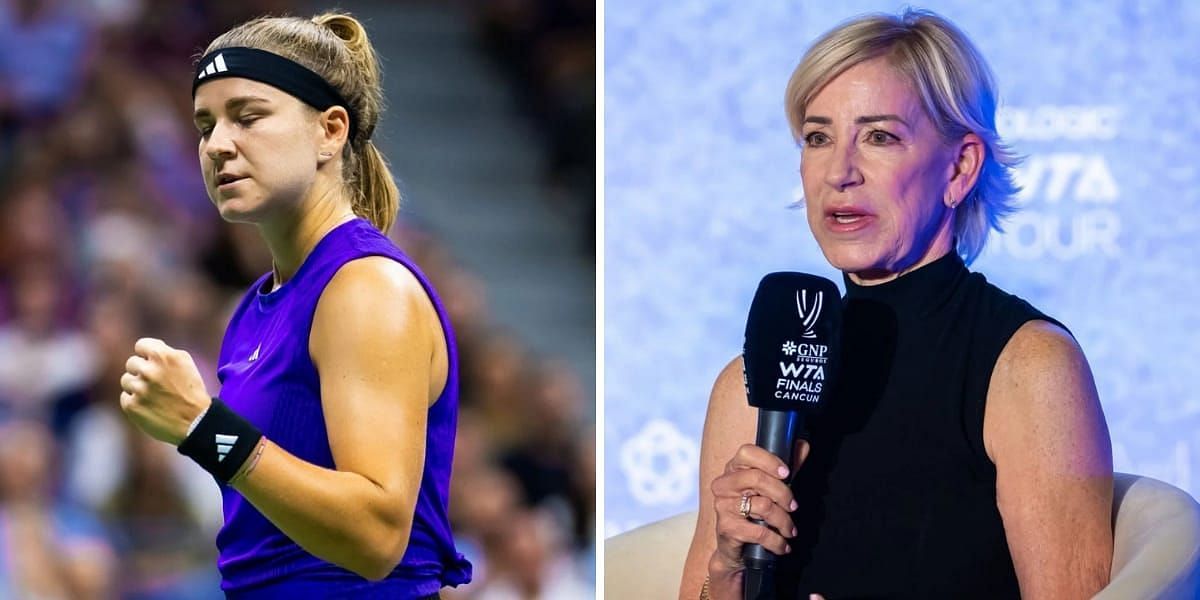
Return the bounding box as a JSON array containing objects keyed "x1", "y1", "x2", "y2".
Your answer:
[
  {"x1": 312, "y1": 12, "x2": 399, "y2": 233},
  {"x1": 353, "y1": 142, "x2": 399, "y2": 232},
  {"x1": 203, "y1": 11, "x2": 401, "y2": 232}
]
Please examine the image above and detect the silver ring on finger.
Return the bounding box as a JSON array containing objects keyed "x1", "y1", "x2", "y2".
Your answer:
[{"x1": 738, "y1": 492, "x2": 754, "y2": 519}]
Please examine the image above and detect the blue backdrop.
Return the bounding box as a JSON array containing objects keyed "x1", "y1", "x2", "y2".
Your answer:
[{"x1": 605, "y1": 0, "x2": 1200, "y2": 536}]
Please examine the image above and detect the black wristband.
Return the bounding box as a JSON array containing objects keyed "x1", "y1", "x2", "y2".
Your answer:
[{"x1": 177, "y1": 397, "x2": 263, "y2": 484}]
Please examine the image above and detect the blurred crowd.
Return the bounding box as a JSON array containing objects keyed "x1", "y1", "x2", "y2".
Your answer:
[
  {"x1": 0, "y1": 0, "x2": 594, "y2": 598},
  {"x1": 469, "y1": 0, "x2": 595, "y2": 254}
]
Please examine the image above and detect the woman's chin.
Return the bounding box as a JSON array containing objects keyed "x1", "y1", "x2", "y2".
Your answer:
[
  {"x1": 818, "y1": 242, "x2": 884, "y2": 274},
  {"x1": 215, "y1": 199, "x2": 266, "y2": 224}
]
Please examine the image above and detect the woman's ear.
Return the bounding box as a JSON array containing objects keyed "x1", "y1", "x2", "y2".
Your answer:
[
  {"x1": 945, "y1": 132, "x2": 985, "y2": 208},
  {"x1": 317, "y1": 105, "x2": 350, "y2": 159}
]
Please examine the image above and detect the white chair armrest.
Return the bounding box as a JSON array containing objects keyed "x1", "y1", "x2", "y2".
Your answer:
[
  {"x1": 1093, "y1": 472, "x2": 1200, "y2": 599},
  {"x1": 605, "y1": 511, "x2": 698, "y2": 599}
]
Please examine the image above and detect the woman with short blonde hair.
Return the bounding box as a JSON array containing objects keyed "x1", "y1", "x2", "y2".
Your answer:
[{"x1": 683, "y1": 9, "x2": 1112, "y2": 599}]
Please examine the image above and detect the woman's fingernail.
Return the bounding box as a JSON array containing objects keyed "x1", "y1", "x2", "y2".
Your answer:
[
  {"x1": 790, "y1": 499, "x2": 798, "y2": 511},
  {"x1": 791, "y1": 526, "x2": 798, "y2": 537},
  {"x1": 777, "y1": 466, "x2": 789, "y2": 477},
  {"x1": 785, "y1": 544, "x2": 791, "y2": 553}
]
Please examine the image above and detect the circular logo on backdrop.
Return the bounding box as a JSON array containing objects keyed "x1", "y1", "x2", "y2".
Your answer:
[{"x1": 619, "y1": 419, "x2": 699, "y2": 506}]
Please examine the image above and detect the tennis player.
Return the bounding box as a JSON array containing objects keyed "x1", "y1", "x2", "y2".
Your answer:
[{"x1": 118, "y1": 12, "x2": 471, "y2": 598}]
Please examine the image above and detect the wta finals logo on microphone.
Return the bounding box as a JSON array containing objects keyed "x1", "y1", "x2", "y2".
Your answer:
[
  {"x1": 744, "y1": 272, "x2": 841, "y2": 411},
  {"x1": 776, "y1": 289, "x2": 828, "y2": 403}
]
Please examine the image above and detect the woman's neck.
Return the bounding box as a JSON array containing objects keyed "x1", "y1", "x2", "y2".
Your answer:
[
  {"x1": 847, "y1": 214, "x2": 957, "y2": 286},
  {"x1": 257, "y1": 183, "x2": 356, "y2": 290}
]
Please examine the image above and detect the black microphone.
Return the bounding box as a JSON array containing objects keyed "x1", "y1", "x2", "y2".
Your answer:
[{"x1": 741, "y1": 272, "x2": 842, "y2": 600}]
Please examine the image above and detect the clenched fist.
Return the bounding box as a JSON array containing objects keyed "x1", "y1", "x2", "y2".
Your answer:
[{"x1": 120, "y1": 337, "x2": 212, "y2": 446}]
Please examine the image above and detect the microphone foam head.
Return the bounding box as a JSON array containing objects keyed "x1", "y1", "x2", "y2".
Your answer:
[{"x1": 743, "y1": 272, "x2": 842, "y2": 412}]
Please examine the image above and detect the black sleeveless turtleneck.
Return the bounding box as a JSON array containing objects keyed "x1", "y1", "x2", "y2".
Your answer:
[{"x1": 779, "y1": 251, "x2": 1064, "y2": 600}]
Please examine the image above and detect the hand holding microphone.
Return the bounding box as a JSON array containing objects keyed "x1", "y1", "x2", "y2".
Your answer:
[
  {"x1": 707, "y1": 272, "x2": 842, "y2": 600},
  {"x1": 708, "y1": 440, "x2": 811, "y2": 599},
  {"x1": 710, "y1": 441, "x2": 804, "y2": 565}
]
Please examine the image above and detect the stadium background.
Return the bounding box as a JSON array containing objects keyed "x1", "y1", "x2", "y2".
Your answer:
[
  {"x1": 606, "y1": 1, "x2": 1200, "y2": 535},
  {"x1": 0, "y1": 0, "x2": 594, "y2": 597}
]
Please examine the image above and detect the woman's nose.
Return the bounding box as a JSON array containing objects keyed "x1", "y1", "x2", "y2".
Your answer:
[
  {"x1": 822, "y1": 143, "x2": 863, "y2": 191},
  {"x1": 204, "y1": 122, "x2": 236, "y2": 161}
]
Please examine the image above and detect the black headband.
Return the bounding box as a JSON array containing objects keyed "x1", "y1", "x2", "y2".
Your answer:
[{"x1": 192, "y1": 47, "x2": 360, "y2": 142}]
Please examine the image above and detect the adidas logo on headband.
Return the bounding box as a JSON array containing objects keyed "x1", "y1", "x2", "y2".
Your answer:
[{"x1": 196, "y1": 53, "x2": 229, "y2": 80}]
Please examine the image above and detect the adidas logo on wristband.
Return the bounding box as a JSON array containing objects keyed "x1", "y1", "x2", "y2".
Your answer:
[
  {"x1": 178, "y1": 397, "x2": 263, "y2": 484},
  {"x1": 216, "y1": 434, "x2": 239, "y2": 462}
]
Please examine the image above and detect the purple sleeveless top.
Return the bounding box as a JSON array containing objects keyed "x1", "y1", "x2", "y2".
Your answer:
[{"x1": 213, "y1": 218, "x2": 471, "y2": 598}]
